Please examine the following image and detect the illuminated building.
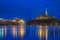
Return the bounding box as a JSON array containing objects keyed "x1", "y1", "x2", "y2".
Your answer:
[
  {"x1": 14, "y1": 18, "x2": 25, "y2": 23},
  {"x1": 0, "y1": 18, "x2": 25, "y2": 25},
  {"x1": 26, "y1": 9, "x2": 60, "y2": 25}
]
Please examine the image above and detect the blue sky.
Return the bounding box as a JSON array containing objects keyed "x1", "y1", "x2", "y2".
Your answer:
[{"x1": 0, "y1": 0, "x2": 60, "y2": 20}]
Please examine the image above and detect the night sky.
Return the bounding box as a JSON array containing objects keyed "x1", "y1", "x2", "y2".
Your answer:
[{"x1": 0, "y1": 0, "x2": 60, "y2": 20}]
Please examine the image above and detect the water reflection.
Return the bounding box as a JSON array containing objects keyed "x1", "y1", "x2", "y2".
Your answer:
[
  {"x1": 11, "y1": 25, "x2": 25, "y2": 38},
  {"x1": 38, "y1": 25, "x2": 48, "y2": 40},
  {"x1": 18, "y1": 25, "x2": 24, "y2": 38},
  {"x1": 4, "y1": 26, "x2": 7, "y2": 37},
  {"x1": 46, "y1": 26, "x2": 48, "y2": 40},
  {"x1": 0, "y1": 28, "x2": 2, "y2": 38},
  {"x1": 2, "y1": 28, "x2": 4, "y2": 38},
  {"x1": 12, "y1": 26, "x2": 17, "y2": 37},
  {"x1": 0, "y1": 25, "x2": 60, "y2": 40}
]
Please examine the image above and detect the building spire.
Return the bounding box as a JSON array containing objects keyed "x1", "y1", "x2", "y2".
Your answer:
[{"x1": 45, "y1": 9, "x2": 48, "y2": 16}]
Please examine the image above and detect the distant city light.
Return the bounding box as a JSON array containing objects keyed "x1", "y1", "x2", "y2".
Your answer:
[
  {"x1": 12, "y1": 20, "x2": 16, "y2": 22},
  {"x1": 0, "y1": 18, "x2": 3, "y2": 20}
]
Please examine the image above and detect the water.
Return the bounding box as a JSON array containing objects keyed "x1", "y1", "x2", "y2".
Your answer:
[{"x1": 0, "y1": 25, "x2": 60, "y2": 40}]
